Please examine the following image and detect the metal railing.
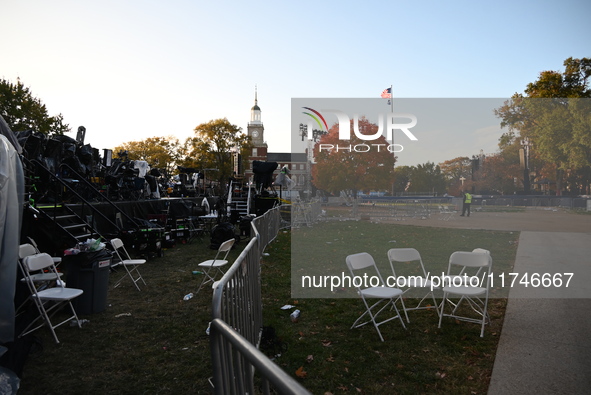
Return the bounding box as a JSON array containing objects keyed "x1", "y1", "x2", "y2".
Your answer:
[
  {"x1": 291, "y1": 201, "x2": 323, "y2": 227},
  {"x1": 26, "y1": 159, "x2": 120, "y2": 242},
  {"x1": 210, "y1": 319, "x2": 311, "y2": 395},
  {"x1": 252, "y1": 205, "x2": 282, "y2": 257},
  {"x1": 28, "y1": 159, "x2": 141, "y2": 230},
  {"x1": 210, "y1": 206, "x2": 310, "y2": 394}
]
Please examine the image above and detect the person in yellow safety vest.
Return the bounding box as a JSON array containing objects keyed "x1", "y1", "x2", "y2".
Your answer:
[{"x1": 461, "y1": 191, "x2": 472, "y2": 217}]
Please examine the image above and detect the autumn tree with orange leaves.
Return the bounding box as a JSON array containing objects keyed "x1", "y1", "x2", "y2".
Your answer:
[{"x1": 311, "y1": 117, "x2": 395, "y2": 197}]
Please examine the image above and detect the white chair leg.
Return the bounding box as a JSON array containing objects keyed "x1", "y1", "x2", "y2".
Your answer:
[
  {"x1": 398, "y1": 296, "x2": 410, "y2": 323},
  {"x1": 438, "y1": 293, "x2": 447, "y2": 329},
  {"x1": 196, "y1": 268, "x2": 215, "y2": 294},
  {"x1": 392, "y1": 298, "x2": 407, "y2": 330}
]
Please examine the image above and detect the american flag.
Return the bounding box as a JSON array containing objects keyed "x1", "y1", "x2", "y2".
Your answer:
[{"x1": 381, "y1": 87, "x2": 392, "y2": 99}]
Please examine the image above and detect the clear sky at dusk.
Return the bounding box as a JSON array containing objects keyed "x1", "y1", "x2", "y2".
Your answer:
[{"x1": 2, "y1": 0, "x2": 589, "y2": 166}]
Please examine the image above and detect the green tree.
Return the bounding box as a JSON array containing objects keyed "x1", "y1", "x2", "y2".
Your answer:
[
  {"x1": 113, "y1": 136, "x2": 182, "y2": 177},
  {"x1": 0, "y1": 77, "x2": 70, "y2": 135},
  {"x1": 311, "y1": 117, "x2": 395, "y2": 197},
  {"x1": 180, "y1": 118, "x2": 251, "y2": 195},
  {"x1": 393, "y1": 165, "x2": 413, "y2": 195},
  {"x1": 439, "y1": 156, "x2": 471, "y2": 195},
  {"x1": 495, "y1": 57, "x2": 591, "y2": 195},
  {"x1": 406, "y1": 162, "x2": 447, "y2": 195},
  {"x1": 473, "y1": 154, "x2": 520, "y2": 195}
]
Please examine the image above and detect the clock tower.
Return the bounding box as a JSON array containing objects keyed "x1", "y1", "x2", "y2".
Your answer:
[
  {"x1": 247, "y1": 87, "x2": 267, "y2": 160},
  {"x1": 248, "y1": 87, "x2": 265, "y2": 145},
  {"x1": 244, "y1": 87, "x2": 268, "y2": 182}
]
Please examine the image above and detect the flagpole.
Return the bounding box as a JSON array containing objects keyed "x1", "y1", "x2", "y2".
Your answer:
[
  {"x1": 390, "y1": 84, "x2": 394, "y2": 156},
  {"x1": 390, "y1": 84, "x2": 395, "y2": 196}
]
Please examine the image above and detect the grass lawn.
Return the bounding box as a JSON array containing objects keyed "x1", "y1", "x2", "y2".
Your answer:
[{"x1": 16, "y1": 220, "x2": 518, "y2": 394}]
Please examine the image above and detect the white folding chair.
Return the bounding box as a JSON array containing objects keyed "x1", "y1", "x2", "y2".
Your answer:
[
  {"x1": 387, "y1": 248, "x2": 440, "y2": 322},
  {"x1": 19, "y1": 243, "x2": 64, "y2": 283},
  {"x1": 19, "y1": 253, "x2": 83, "y2": 344},
  {"x1": 442, "y1": 248, "x2": 490, "y2": 288},
  {"x1": 346, "y1": 252, "x2": 407, "y2": 342},
  {"x1": 27, "y1": 236, "x2": 62, "y2": 266},
  {"x1": 17, "y1": 244, "x2": 65, "y2": 316},
  {"x1": 110, "y1": 238, "x2": 147, "y2": 291},
  {"x1": 196, "y1": 238, "x2": 235, "y2": 293},
  {"x1": 438, "y1": 250, "x2": 492, "y2": 337}
]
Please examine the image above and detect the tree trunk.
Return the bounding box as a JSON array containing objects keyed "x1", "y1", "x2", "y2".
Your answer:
[{"x1": 555, "y1": 167, "x2": 564, "y2": 196}]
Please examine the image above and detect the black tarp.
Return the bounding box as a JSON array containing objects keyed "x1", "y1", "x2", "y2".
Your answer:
[{"x1": 252, "y1": 161, "x2": 278, "y2": 190}]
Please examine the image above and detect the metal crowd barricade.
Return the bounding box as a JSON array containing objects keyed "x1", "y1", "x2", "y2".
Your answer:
[
  {"x1": 291, "y1": 201, "x2": 310, "y2": 228},
  {"x1": 362, "y1": 199, "x2": 432, "y2": 221},
  {"x1": 252, "y1": 205, "x2": 282, "y2": 257},
  {"x1": 210, "y1": 206, "x2": 310, "y2": 394},
  {"x1": 210, "y1": 319, "x2": 311, "y2": 395},
  {"x1": 278, "y1": 204, "x2": 292, "y2": 229},
  {"x1": 290, "y1": 201, "x2": 323, "y2": 228}
]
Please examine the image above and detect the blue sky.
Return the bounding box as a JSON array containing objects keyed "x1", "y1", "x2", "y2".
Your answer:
[{"x1": 2, "y1": 0, "x2": 589, "y2": 166}]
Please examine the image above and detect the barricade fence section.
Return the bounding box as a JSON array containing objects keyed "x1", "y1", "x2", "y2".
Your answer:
[
  {"x1": 279, "y1": 204, "x2": 292, "y2": 229},
  {"x1": 252, "y1": 206, "x2": 282, "y2": 256},
  {"x1": 210, "y1": 319, "x2": 311, "y2": 395},
  {"x1": 468, "y1": 196, "x2": 589, "y2": 209},
  {"x1": 291, "y1": 201, "x2": 323, "y2": 227},
  {"x1": 363, "y1": 199, "x2": 433, "y2": 220},
  {"x1": 327, "y1": 196, "x2": 591, "y2": 216},
  {"x1": 210, "y1": 206, "x2": 310, "y2": 394}
]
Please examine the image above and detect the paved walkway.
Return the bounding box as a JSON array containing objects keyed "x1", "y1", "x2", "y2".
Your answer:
[
  {"x1": 388, "y1": 208, "x2": 591, "y2": 393},
  {"x1": 487, "y1": 231, "x2": 591, "y2": 394}
]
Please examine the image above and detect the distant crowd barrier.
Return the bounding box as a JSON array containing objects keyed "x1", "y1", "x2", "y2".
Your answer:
[
  {"x1": 352, "y1": 195, "x2": 590, "y2": 210},
  {"x1": 471, "y1": 196, "x2": 589, "y2": 209}
]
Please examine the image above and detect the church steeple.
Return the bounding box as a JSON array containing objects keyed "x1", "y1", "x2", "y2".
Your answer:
[
  {"x1": 250, "y1": 85, "x2": 262, "y2": 125},
  {"x1": 247, "y1": 85, "x2": 265, "y2": 146}
]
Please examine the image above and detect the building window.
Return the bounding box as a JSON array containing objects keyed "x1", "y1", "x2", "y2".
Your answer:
[{"x1": 253, "y1": 148, "x2": 258, "y2": 157}]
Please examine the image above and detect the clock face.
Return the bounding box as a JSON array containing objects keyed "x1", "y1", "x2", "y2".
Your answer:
[{"x1": 252, "y1": 130, "x2": 259, "y2": 138}]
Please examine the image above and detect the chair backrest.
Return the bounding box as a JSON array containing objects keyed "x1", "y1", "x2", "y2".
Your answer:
[
  {"x1": 346, "y1": 252, "x2": 387, "y2": 287},
  {"x1": 110, "y1": 238, "x2": 131, "y2": 261},
  {"x1": 219, "y1": 238, "x2": 235, "y2": 253},
  {"x1": 19, "y1": 243, "x2": 38, "y2": 260},
  {"x1": 387, "y1": 248, "x2": 427, "y2": 278},
  {"x1": 22, "y1": 253, "x2": 55, "y2": 273},
  {"x1": 388, "y1": 248, "x2": 421, "y2": 263},
  {"x1": 111, "y1": 238, "x2": 124, "y2": 250},
  {"x1": 26, "y1": 237, "x2": 41, "y2": 252},
  {"x1": 449, "y1": 251, "x2": 491, "y2": 269},
  {"x1": 345, "y1": 252, "x2": 384, "y2": 289},
  {"x1": 346, "y1": 252, "x2": 376, "y2": 271},
  {"x1": 214, "y1": 238, "x2": 236, "y2": 261}
]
